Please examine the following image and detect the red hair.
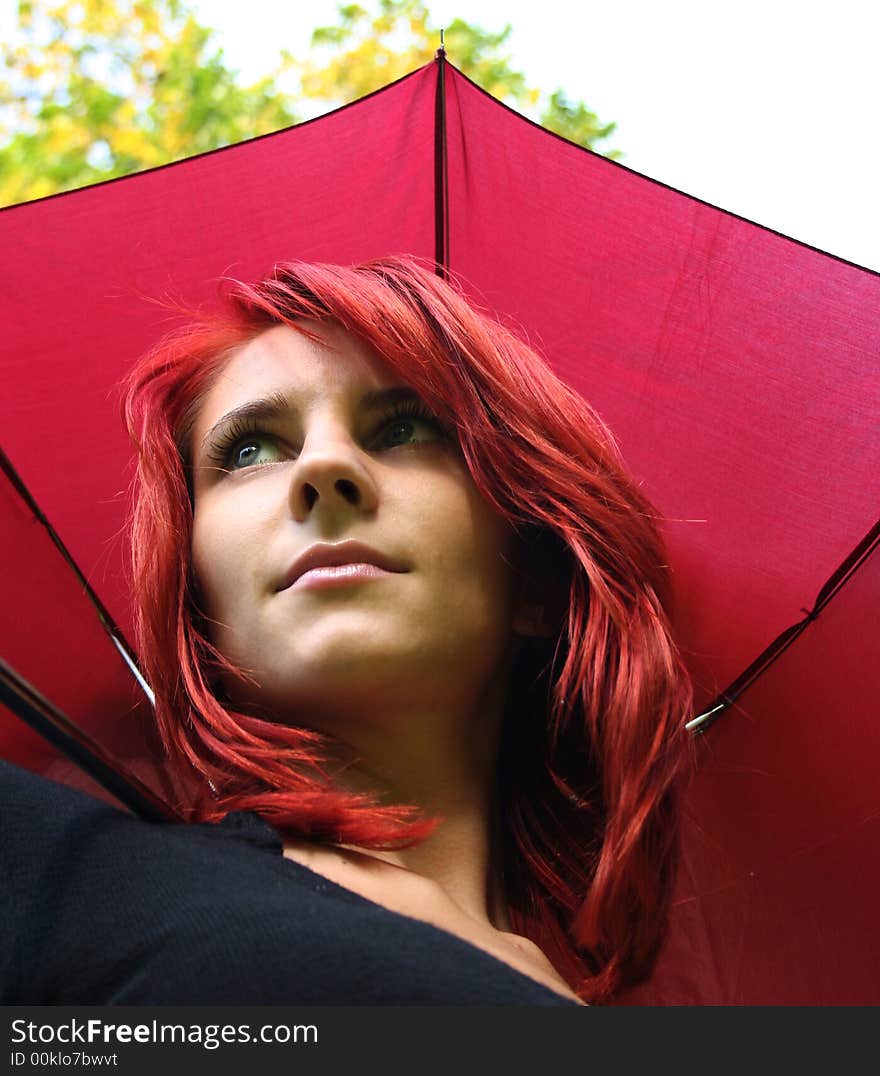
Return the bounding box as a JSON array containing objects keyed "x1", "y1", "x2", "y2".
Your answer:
[{"x1": 121, "y1": 256, "x2": 695, "y2": 1004}]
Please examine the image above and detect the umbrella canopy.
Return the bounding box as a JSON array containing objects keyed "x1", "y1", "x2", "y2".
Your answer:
[{"x1": 1, "y1": 56, "x2": 878, "y2": 1004}]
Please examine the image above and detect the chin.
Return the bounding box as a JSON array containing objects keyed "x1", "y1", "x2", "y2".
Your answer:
[{"x1": 243, "y1": 647, "x2": 419, "y2": 716}]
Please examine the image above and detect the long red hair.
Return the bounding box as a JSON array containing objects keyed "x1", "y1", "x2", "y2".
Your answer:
[{"x1": 121, "y1": 256, "x2": 695, "y2": 1004}]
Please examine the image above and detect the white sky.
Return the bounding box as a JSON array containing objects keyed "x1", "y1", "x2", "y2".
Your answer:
[{"x1": 3, "y1": 0, "x2": 878, "y2": 271}]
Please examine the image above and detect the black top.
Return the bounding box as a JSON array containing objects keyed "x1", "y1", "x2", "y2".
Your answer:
[{"x1": 0, "y1": 760, "x2": 578, "y2": 1006}]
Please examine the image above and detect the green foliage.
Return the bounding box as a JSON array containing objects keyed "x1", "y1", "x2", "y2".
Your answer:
[
  {"x1": 0, "y1": 0, "x2": 298, "y2": 203},
  {"x1": 541, "y1": 91, "x2": 621, "y2": 159},
  {"x1": 0, "y1": 0, "x2": 620, "y2": 207},
  {"x1": 301, "y1": 1, "x2": 619, "y2": 154}
]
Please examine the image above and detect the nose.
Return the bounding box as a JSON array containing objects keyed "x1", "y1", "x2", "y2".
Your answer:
[{"x1": 288, "y1": 422, "x2": 379, "y2": 522}]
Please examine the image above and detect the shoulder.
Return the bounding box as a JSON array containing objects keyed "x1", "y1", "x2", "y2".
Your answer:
[
  {"x1": 0, "y1": 762, "x2": 403, "y2": 1003},
  {"x1": 0, "y1": 761, "x2": 289, "y2": 1002},
  {"x1": 0, "y1": 762, "x2": 579, "y2": 1006}
]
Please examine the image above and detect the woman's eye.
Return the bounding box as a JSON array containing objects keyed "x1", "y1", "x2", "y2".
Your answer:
[
  {"x1": 229, "y1": 436, "x2": 282, "y2": 470},
  {"x1": 378, "y1": 416, "x2": 443, "y2": 449}
]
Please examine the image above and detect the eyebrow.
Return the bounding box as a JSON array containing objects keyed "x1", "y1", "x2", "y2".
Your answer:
[{"x1": 199, "y1": 385, "x2": 421, "y2": 459}]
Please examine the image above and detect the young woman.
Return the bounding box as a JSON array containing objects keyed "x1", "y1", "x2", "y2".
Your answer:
[{"x1": 0, "y1": 257, "x2": 694, "y2": 1006}]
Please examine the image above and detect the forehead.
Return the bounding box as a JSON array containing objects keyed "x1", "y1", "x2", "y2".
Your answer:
[{"x1": 193, "y1": 321, "x2": 396, "y2": 434}]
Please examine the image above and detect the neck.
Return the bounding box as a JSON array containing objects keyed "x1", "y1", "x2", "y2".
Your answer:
[{"x1": 300, "y1": 677, "x2": 512, "y2": 930}]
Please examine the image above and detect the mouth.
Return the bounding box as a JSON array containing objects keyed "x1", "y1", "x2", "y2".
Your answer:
[
  {"x1": 289, "y1": 562, "x2": 398, "y2": 592},
  {"x1": 278, "y1": 540, "x2": 408, "y2": 592}
]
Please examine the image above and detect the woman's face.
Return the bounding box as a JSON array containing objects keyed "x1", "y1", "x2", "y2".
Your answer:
[{"x1": 189, "y1": 322, "x2": 524, "y2": 727}]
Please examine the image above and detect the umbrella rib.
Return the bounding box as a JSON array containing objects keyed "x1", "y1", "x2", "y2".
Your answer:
[
  {"x1": 0, "y1": 655, "x2": 179, "y2": 821},
  {"x1": 686, "y1": 518, "x2": 880, "y2": 732},
  {"x1": 0, "y1": 444, "x2": 150, "y2": 698}
]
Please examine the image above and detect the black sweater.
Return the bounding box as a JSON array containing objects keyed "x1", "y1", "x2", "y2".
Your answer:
[{"x1": 0, "y1": 760, "x2": 579, "y2": 1005}]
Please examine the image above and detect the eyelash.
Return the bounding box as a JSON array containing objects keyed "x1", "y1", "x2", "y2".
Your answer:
[{"x1": 205, "y1": 400, "x2": 450, "y2": 471}]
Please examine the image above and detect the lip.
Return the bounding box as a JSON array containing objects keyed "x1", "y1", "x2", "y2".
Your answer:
[{"x1": 278, "y1": 540, "x2": 408, "y2": 592}]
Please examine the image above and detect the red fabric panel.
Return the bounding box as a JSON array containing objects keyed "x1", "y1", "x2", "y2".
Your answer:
[
  {"x1": 620, "y1": 547, "x2": 880, "y2": 1004},
  {"x1": 443, "y1": 69, "x2": 880, "y2": 714},
  {"x1": 0, "y1": 466, "x2": 170, "y2": 803}
]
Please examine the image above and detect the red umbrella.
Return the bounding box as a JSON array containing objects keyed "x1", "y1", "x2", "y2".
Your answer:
[{"x1": 1, "y1": 54, "x2": 877, "y2": 1004}]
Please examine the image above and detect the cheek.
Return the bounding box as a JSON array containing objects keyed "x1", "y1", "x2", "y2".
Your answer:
[
  {"x1": 428, "y1": 480, "x2": 517, "y2": 618},
  {"x1": 191, "y1": 518, "x2": 221, "y2": 621},
  {"x1": 190, "y1": 502, "x2": 250, "y2": 623}
]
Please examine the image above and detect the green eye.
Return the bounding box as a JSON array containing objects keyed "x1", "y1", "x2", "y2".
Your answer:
[{"x1": 230, "y1": 436, "x2": 281, "y2": 469}]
